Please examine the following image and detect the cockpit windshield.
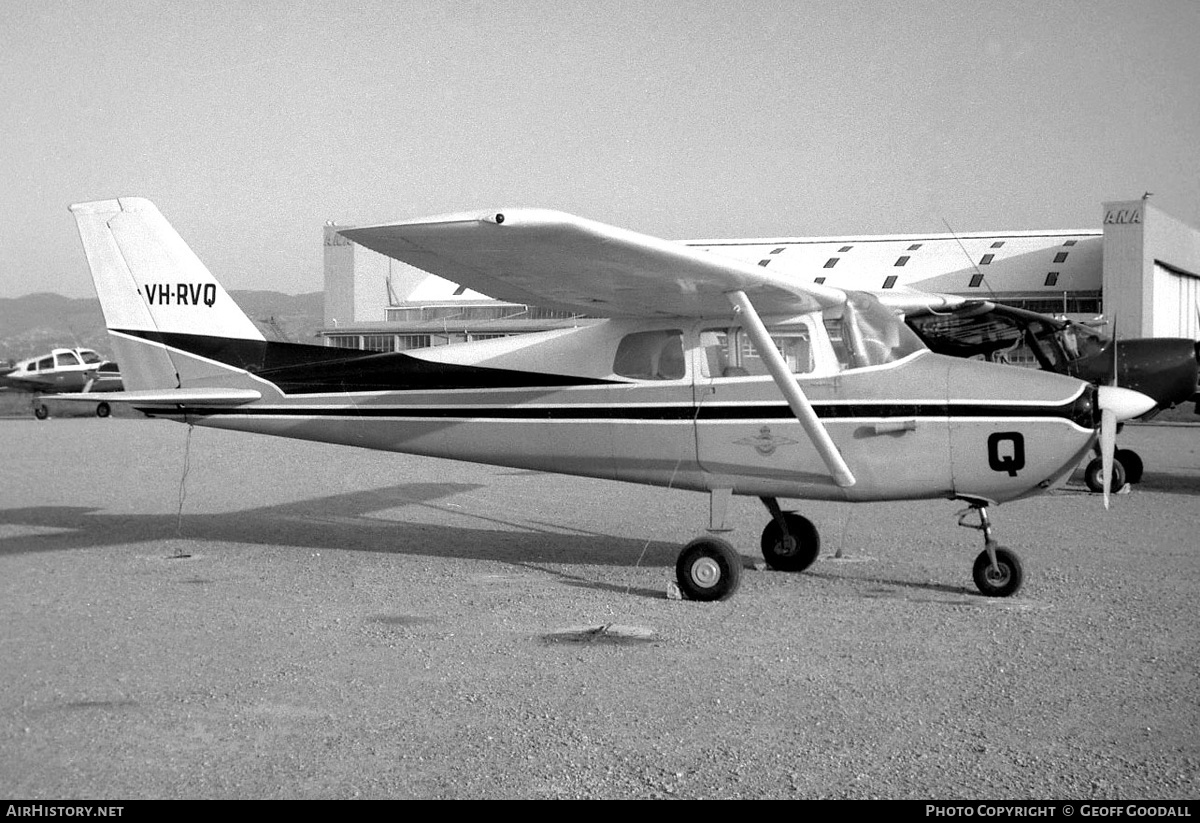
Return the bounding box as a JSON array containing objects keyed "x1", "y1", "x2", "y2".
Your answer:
[{"x1": 824, "y1": 292, "x2": 926, "y2": 370}]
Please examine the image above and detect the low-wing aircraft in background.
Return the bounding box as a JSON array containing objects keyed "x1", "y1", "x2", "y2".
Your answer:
[
  {"x1": 59, "y1": 198, "x2": 1156, "y2": 601},
  {"x1": 1, "y1": 347, "x2": 122, "y2": 418}
]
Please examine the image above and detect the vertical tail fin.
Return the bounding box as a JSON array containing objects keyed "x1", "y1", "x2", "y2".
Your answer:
[{"x1": 70, "y1": 198, "x2": 265, "y2": 391}]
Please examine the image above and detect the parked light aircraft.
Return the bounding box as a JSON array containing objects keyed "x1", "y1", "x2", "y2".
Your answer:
[
  {"x1": 60, "y1": 198, "x2": 1156, "y2": 601},
  {"x1": 0, "y1": 347, "x2": 122, "y2": 418}
]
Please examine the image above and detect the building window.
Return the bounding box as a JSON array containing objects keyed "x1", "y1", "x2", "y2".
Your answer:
[
  {"x1": 361, "y1": 335, "x2": 396, "y2": 352},
  {"x1": 758, "y1": 259, "x2": 771, "y2": 267},
  {"x1": 1044, "y1": 272, "x2": 1059, "y2": 287},
  {"x1": 824, "y1": 258, "x2": 839, "y2": 268},
  {"x1": 882, "y1": 275, "x2": 898, "y2": 289},
  {"x1": 1054, "y1": 252, "x2": 1069, "y2": 263},
  {"x1": 814, "y1": 277, "x2": 826, "y2": 284},
  {"x1": 969, "y1": 274, "x2": 985, "y2": 288},
  {"x1": 980, "y1": 254, "x2": 995, "y2": 265},
  {"x1": 838, "y1": 245, "x2": 853, "y2": 253},
  {"x1": 907, "y1": 243, "x2": 922, "y2": 251},
  {"x1": 396, "y1": 335, "x2": 432, "y2": 350},
  {"x1": 1063, "y1": 240, "x2": 1077, "y2": 247},
  {"x1": 991, "y1": 241, "x2": 1005, "y2": 248},
  {"x1": 770, "y1": 247, "x2": 786, "y2": 254},
  {"x1": 895, "y1": 255, "x2": 910, "y2": 267},
  {"x1": 327, "y1": 335, "x2": 361, "y2": 349}
]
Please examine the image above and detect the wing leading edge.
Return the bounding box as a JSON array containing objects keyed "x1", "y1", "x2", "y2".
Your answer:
[{"x1": 339, "y1": 209, "x2": 848, "y2": 319}]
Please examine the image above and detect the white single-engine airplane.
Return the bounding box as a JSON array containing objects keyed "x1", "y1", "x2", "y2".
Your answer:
[{"x1": 60, "y1": 198, "x2": 1156, "y2": 601}]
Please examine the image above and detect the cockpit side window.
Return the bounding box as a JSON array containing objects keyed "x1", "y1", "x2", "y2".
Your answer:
[
  {"x1": 613, "y1": 330, "x2": 686, "y2": 380},
  {"x1": 700, "y1": 323, "x2": 815, "y2": 378},
  {"x1": 55, "y1": 352, "x2": 82, "y2": 367},
  {"x1": 36, "y1": 357, "x2": 54, "y2": 371}
]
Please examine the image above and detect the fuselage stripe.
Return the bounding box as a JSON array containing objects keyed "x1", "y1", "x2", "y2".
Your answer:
[{"x1": 146, "y1": 402, "x2": 1087, "y2": 421}]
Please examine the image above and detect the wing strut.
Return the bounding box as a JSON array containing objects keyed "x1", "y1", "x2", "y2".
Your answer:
[{"x1": 727, "y1": 290, "x2": 856, "y2": 488}]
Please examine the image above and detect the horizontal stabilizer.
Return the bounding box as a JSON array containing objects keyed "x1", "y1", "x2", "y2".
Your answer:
[{"x1": 43, "y1": 388, "x2": 261, "y2": 406}]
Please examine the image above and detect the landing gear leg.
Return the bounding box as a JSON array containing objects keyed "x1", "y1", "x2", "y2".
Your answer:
[
  {"x1": 759, "y1": 497, "x2": 820, "y2": 572},
  {"x1": 957, "y1": 502, "x2": 1023, "y2": 598}
]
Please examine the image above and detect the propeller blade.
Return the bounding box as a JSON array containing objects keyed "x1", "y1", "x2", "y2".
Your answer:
[
  {"x1": 1100, "y1": 407, "x2": 1116, "y2": 510},
  {"x1": 1094, "y1": 385, "x2": 1155, "y2": 508}
]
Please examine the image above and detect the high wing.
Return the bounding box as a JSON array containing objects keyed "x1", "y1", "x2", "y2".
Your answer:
[
  {"x1": 344, "y1": 208, "x2": 862, "y2": 487},
  {"x1": 339, "y1": 209, "x2": 849, "y2": 318}
]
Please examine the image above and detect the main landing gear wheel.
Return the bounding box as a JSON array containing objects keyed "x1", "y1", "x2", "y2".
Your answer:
[
  {"x1": 1084, "y1": 456, "x2": 1127, "y2": 494},
  {"x1": 760, "y1": 512, "x2": 820, "y2": 572},
  {"x1": 33, "y1": 403, "x2": 49, "y2": 420},
  {"x1": 972, "y1": 547, "x2": 1024, "y2": 598},
  {"x1": 1115, "y1": 448, "x2": 1144, "y2": 484},
  {"x1": 95, "y1": 402, "x2": 111, "y2": 418},
  {"x1": 675, "y1": 537, "x2": 743, "y2": 602}
]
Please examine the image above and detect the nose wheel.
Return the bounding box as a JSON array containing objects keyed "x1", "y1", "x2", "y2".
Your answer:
[{"x1": 957, "y1": 503, "x2": 1024, "y2": 597}]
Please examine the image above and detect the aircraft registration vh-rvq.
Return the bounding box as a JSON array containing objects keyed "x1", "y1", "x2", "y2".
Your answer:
[{"x1": 60, "y1": 198, "x2": 1157, "y2": 601}]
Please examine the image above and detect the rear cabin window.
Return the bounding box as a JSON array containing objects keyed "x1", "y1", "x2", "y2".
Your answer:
[{"x1": 613, "y1": 330, "x2": 686, "y2": 380}]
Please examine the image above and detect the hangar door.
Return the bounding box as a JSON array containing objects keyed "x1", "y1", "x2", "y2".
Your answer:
[{"x1": 1153, "y1": 262, "x2": 1200, "y2": 339}]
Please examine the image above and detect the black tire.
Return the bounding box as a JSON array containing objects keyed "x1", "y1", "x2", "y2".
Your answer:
[
  {"x1": 33, "y1": 403, "x2": 49, "y2": 421},
  {"x1": 1115, "y1": 448, "x2": 1143, "y2": 484},
  {"x1": 675, "y1": 537, "x2": 743, "y2": 602},
  {"x1": 760, "y1": 512, "x2": 820, "y2": 572},
  {"x1": 1084, "y1": 456, "x2": 1127, "y2": 494},
  {"x1": 96, "y1": 402, "x2": 111, "y2": 418},
  {"x1": 972, "y1": 547, "x2": 1024, "y2": 598}
]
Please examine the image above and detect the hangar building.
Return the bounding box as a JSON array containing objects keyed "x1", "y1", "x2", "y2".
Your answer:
[{"x1": 320, "y1": 198, "x2": 1200, "y2": 352}]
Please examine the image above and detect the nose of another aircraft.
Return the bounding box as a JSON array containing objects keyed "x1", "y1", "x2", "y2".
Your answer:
[{"x1": 1096, "y1": 385, "x2": 1158, "y2": 421}]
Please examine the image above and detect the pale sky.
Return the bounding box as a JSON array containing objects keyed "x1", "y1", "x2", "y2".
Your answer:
[{"x1": 2, "y1": 0, "x2": 1198, "y2": 298}]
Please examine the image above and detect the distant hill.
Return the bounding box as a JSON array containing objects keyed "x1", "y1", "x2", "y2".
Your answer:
[{"x1": 0, "y1": 290, "x2": 325, "y2": 363}]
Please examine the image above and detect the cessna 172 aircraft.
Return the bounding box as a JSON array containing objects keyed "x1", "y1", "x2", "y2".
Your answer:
[
  {"x1": 0, "y1": 347, "x2": 122, "y2": 418},
  {"x1": 60, "y1": 198, "x2": 1156, "y2": 601}
]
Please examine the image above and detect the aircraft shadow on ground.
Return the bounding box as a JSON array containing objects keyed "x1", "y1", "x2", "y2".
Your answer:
[
  {"x1": 0, "y1": 482, "x2": 683, "y2": 575},
  {"x1": 0, "y1": 481, "x2": 1041, "y2": 601}
]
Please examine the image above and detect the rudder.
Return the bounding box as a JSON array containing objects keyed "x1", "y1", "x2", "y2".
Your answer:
[{"x1": 70, "y1": 198, "x2": 265, "y2": 392}]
